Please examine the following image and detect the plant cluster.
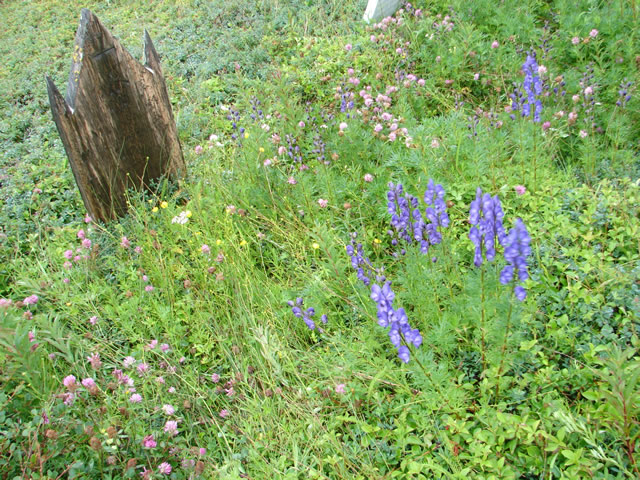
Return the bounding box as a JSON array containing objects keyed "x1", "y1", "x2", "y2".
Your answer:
[{"x1": 1, "y1": 0, "x2": 639, "y2": 478}]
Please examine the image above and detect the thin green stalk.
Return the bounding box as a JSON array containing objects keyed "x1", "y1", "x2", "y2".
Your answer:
[
  {"x1": 532, "y1": 124, "x2": 537, "y2": 191},
  {"x1": 480, "y1": 264, "x2": 486, "y2": 374},
  {"x1": 402, "y1": 333, "x2": 451, "y2": 410},
  {"x1": 494, "y1": 290, "x2": 515, "y2": 402}
]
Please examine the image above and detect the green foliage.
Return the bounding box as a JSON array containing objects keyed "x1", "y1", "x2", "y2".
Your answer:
[{"x1": 1, "y1": 0, "x2": 639, "y2": 478}]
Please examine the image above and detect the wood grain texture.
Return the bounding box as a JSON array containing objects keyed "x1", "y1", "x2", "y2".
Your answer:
[{"x1": 47, "y1": 9, "x2": 185, "y2": 222}]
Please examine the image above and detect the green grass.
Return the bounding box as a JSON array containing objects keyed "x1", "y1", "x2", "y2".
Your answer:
[{"x1": 1, "y1": 0, "x2": 639, "y2": 478}]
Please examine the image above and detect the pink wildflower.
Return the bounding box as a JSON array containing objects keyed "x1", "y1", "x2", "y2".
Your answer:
[
  {"x1": 142, "y1": 435, "x2": 157, "y2": 448},
  {"x1": 137, "y1": 363, "x2": 150, "y2": 375},
  {"x1": 77, "y1": 229, "x2": 85, "y2": 240},
  {"x1": 82, "y1": 378, "x2": 96, "y2": 389},
  {"x1": 64, "y1": 249, "x2": 73, "y2": 259},
  {"x1": 0, "y1": 299, "x2": 12, "y2": 308},
  {"x1": 211, "y1": 373, "x2": 220, "y2": 383},
  {"x1": 514, "y1": 185, "x2": 527, "y2": 196},
  {"x1": 364, "y1": 174, "x2": 374, "y2": 183},
  {"x1": 201, "y1": 244, "x2": 210, "y2": 254},
  {"x1": 123, "y1": 356, "x2": 136, "y2": 368},
  {"x1": 81, "y1": 238, "x2": 91, "y2": 249},
  {"x1": 195, "y1": 145, "x2": 204, "y2": 154},
  {"x1": 162, "y1": 404, "x2": 175, "y2": 415},
  {"x1": 164, "y1": 420, "x2": 179, "y2": 436},
  {"x1": 89, "y1": 316, "x2": 98, "y2": 325},
  {"x1": 87, "y1": 353, "x2": 102, "y2": 370},
  {"x1": 572, "y1": 36, "x2": 580, "y2": 45},
  {"x1": 219, "y1": 409, "x2": 230, "y2": 418},
  {"x1": 491, "y1": 41, "x2": 499, "y2": 49},
  {"x1": 287, "y1": 177, "x2": 297, "y2": 185},
  {"x1": 335, "y1": 383, "x2": 346, "y2": 394},
  {"x1": 130, "y1": 393, "x2": 142, "y2": 403},
  {"x1": 120, "y1": 236, "x2": 130, "y2": 248},
  {"x1": 145, "y1": 285, "x2": 154, "y2": 292},
  {"x1": 158, "y1": 462, "x2": 172, "y2": 475},
  {"x1": 339, "y1": 122, "x2": 348, "y2": 131},
  {"x1": 63, "y1": 375, "x2": 76, "y2": 389},
  {"x1": 589, "y1": 29, "x2": 598, "y2": 38},
  {"x1": 160, "y1": 343, "x2": 170, "y2": 352},
  {"x1": 84, "y1": 214, "x2": 92, "y2": 223},
  {"x1": 344, "y1": 43, "x2": 352, "y2": 51},
  {"x1": 23, "y1": 295, "x2": 38, "y2": 305}
]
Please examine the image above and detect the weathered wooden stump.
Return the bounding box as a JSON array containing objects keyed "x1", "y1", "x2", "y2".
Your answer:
[{"x1": 46, "y1": 9, "x2": 185, "y2": 223}]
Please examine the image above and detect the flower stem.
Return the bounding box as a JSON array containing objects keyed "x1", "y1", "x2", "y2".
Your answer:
[
  {"x1": 480, "y1": 264, "x2": 486, "y2": 374},
  {"x1": 494, "y1": 291, "x2": 514, "y2": 402}
]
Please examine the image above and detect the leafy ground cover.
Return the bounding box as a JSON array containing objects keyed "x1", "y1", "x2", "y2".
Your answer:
[{"x1": 1, "y1": 0, "x2": 639, "y2": 478}]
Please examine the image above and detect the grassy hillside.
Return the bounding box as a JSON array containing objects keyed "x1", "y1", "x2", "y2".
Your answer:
[{"x1": 1, "y1": 0, "x2": 639, "y2": 478}]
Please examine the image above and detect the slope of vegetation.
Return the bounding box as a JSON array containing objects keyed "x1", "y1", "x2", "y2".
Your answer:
[{"x1": 1, "y1": 0, "x2": 639, "y2": 478}]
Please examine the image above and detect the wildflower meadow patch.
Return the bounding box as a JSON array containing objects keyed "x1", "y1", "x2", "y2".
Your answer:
[{"x1": 1, "y1": 0, "x2": 639, "y2": 478}]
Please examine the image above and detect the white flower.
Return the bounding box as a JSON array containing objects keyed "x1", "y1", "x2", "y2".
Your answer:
[{"x1": 171, "y1": 211, "x2": 189, "y2": 225}]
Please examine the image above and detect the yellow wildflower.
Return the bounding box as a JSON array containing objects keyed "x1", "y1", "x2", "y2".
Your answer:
[
  {"x1": 160, "y1": 201, "x2": 168, "y2": 209},
  {"x1": 152, "y1": 206, "x2": 158, "y2": 212},
  {"x1": 312, "y1": 242, "x2": 320, "y2": 249},
  {"x1": 185, "y1": 210, "x2": 192, "y2": 218}
]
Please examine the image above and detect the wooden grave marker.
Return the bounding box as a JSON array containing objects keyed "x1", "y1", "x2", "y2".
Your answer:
[{"x1": 46, "y1": 9, "x2": 185, "y2": 222}]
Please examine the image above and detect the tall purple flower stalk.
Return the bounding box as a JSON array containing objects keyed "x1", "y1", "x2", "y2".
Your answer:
[
  {"x1": 371, "y1": 282, "x2": 422, "y2": 363},
  {"x1": 346, "y1": 233, "x2": 385, "y2": 286},
  {"x1": 469, "y1": 188, "x2": 507, "y2": 266},
  {"x1": 345, "y1": 232, "x2": 420, "y2": 363},
  {"x1": 387, "y1": 182, "x2": 417, "y2": 254},
  {"x1": 616, "y1": 79, "x2": 633, "y2": 108},
  {"x1": 511, "y1": 53, "x2": 543, "y2": 122},
  {"x1": 288, "y1": 297, "x2": 327, "y2": 330},
  {"x1": 499, "y1": 219, "x2": 531, "y2": 301},
  {"x1": 422, "y1": 179, "x2": 450, "y2": 245},
  {"x1": 388, "y1": 180, "x2": 449, "y2": 256}
]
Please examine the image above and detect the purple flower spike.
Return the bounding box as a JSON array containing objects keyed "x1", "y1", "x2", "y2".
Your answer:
[
  {"x1": 469, "y1": 189, "x2": 507, "y2": 267},
  {"x1": 511, "y1": 53, "x2": 543, "y2": 122},
  {"x1": 369, "y1": 281, "x2": 422, "y2": 363},
  {"x1": 398, "y1": 346, "x2": 410, "y2": 363},
  {"x1": 514, "y1": 286, "x2": 527, "y2": 301},
  {"x1": 288, "y1": 298, "x2": 326, "y2": 330},
  {"x1": 499, "y1": 218, "x2": 532, "y2": 301}
]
